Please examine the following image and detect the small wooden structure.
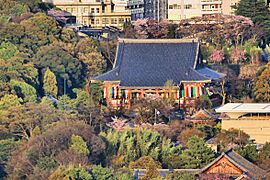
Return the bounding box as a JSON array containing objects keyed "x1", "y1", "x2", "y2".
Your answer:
[{"x1": 200, "y1": 149, "x2": 266, "y2": 179}]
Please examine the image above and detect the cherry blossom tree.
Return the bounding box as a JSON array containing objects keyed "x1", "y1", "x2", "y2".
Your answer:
[{"x1": 209, "y1": 49, "x2": 224, "y2": 64}]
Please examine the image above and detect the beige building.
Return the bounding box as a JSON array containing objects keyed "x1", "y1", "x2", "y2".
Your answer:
[
  {"x1": 222, "y1": 0, "x2": 239, "y2": 15},
  {"x1": 168, "y1": 0, "x2": 222, "y2": 22},
  {"x1": 168, "y1": 0, "x2": 201, "y2": 22},
  {"x1": 44, "y1": 0, "x2": 131, "y2": 29},
  {"x1": 216, "y1": 103, "x2": 270, "y2": 144}
]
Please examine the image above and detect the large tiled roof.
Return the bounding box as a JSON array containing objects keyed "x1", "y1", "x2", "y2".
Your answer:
[
  {"x1": 200, "y1": 149, "x2": 267, "y2": 179},
  {"x1": 93, "y1": 39, "x2": 211, "y2": 87}
]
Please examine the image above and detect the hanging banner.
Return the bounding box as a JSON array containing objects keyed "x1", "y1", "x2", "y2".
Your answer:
[{"x1": 103, "y1": 87, "x2": 106, "y2": 98}]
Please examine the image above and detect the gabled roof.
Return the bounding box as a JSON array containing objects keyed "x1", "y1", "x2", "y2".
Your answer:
[
  {"x1": 92, "y1": 39, "x2": 212, "y2": 87},
  {"x1": 200, "y1": 149, "x2": 266, "y2": 179}
]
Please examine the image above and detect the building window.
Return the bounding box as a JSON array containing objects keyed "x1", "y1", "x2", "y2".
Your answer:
[
  {"x1": 184, "y1": 4, "x2": 192, "y2": 9},
  {"x1": 96, "y1": 8, "x2": 100, "y2": 13},
  {"x1": 83, "y1": 7, "x2": 88, "y2": 13},
  {"x1": 91, "y1": 8, "x2": 95, "y2": 13},
  {"x1": 169, "y1": 5, "x2": 173, "y2": 9},
  {"x1": 119, "y1": 18, "x2": 124, "y2": 24},
  {"x1": 71, "y1": 8, "x2": 75, "y2": 13},
  {"x1": 102, "y1": 18, "x2": 109, "y2": 24},
  {"x1": 96, "y1": 19, "x2": 99, "y2": 25},
  {"x1": 111, "y1": 18, "x2": 117, "y2": 24},
  {"x1": 91, "y1": 19, "x2": 95, "y2": 24}
]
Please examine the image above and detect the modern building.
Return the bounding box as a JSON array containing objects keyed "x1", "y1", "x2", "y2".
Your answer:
[
  {"x1": 127, "y1": 0, "x2": 167, "y2": 21},
  {"x1": 168, "y1": 0, "x2": 201, "y2": 22},
  {"x1": 216, "y1": 103, "x2": 270, "y2": 144},
  {"x1": 167, "y1": 0, "x2": 222, "y2": 22},
  {"x1": 43, "y1": 0, "x2": 131, "y2": 29},
  {"x1": 92, "y1": 38, "x2": 224, "y2": 109},
  {"x1": 127, "y1": 0, "x2": 145, "y2": 20}
]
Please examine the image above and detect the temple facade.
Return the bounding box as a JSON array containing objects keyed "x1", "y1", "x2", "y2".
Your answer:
[{"x1": 92, "y1": 39, "x2": 224, "y2": 109}]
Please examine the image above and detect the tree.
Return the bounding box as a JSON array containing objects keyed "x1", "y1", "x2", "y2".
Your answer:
[
  {"x1": 233, "y1": 0, "x2": 270, "y2": 39},
  {"x1": 254, "y1": 64, "x2": 270, "y2": 102},
  {"x1": 230, "y1": 48, "x2": 246, "y2": 64},
  {"x1": 91, "y1": 165, "x2": 113, "y2": 180},
  {"x1": 235, "y1": 144, "x2": 258, "y2": 163},
  {"x1": 177, "y1": 128, "x2": 206, "y2": 146},
  {"x1": 0, "y1": 42, "x2": 18, "y2": 61},
  {"x1": 70, "y1": 135, "x2": 90, "y2": 156},
  {"x1": 20, "y1": 12, "x2": 61, "y2": 54},
  {"x1": 7, "y1": 121, "x2": 106, "y2": 179},
  {"x1": 194, "y1": 94, "x2": 212, "y2": 110},
  {"x1": 49, "y1": 165, "x2": 93, "y2": 180},
  {"x1": 0, "y1": 103, "x2": 62, "y2": 140},
  {"x1": 133, "y1": 18, "x2": 170, "y2": 39},
  {"x1": 75, "y1": 38, "x2": 106, "y2": 78},
  {"x1": 0, "y1": 94, "x2": 22, "y2": 110},
  {"x1": 10, "y1": 79, "x2": 37, "y2": 102},
  {"x1": 100, "y1": 129, "x2": 182, "y2": 168},
  {"x1": 258, "y1": 142, "x2": 270, "y2": 171},
  {"x1": 233, "y1": 0, "x2": 269, "y2": 24},
  {"x1": 129, "y1": 156, "x2": 161, "y2": 180},
  {"x1": 215, "y1": 128, "x2": 250, "y2": 150},
  {"x1": 43, "y1": 68, "x2": 58, "y2": 97},
  {"x1": 181, "y1": 136, "x2": 215, "y2": 168},
  {"x1": 132, "y1": 96, "x2": 173, "y2": 124},
  {"x1": 34, "y1": 45, "x2": 85, "y2": 94},
  {"x1": 209, "y1": 49, "x2": 224, "y2": 64}
]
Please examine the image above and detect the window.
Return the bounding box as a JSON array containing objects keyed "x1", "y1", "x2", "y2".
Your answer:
[
  {"x1": 96, "y1": 8, "x2": 100, "y2": 13},
  {"x1": 91, "y1": 8, "x2": 95, "y2": 13},
  {"x1": 102, "y1": 18, "x2": 109, "y2": 24},
  {"x1": 90, "y1": 19, "x2": 94, "y2": 24},
  {"x1": 96, "y1": 19, "x2": 99, "y2": 25},
  {"x1": 119, "y1": 18, "x2": 124, "y2": 24},
  {"x1": 71, "y1": 8, "x2": 75, "y2": 13},
  {"x1": 83, "y1": 7, "x2": 88, "y2": 13},
  {"x1": 169, "y1": 5, "x2": 173, "y2": 9},
  {"x1": 111, "y1": 18, "x2": 117, "y2": 24},
  {"x1": 184, "y1": 4, "x2": 192, "y2": 9}
]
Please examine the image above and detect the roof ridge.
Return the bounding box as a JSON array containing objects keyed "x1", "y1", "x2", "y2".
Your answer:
[{"x1": 118, "y1": 38, "x2": 198, "y2": 44}]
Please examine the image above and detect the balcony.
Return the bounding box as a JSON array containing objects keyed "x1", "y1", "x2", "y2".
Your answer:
[
  {"x1": 202, "y1": 8, "x2": 222, "y2": 14},
  {"x1": 201, "y1": 0, "x2": 222, "y2": 5}
]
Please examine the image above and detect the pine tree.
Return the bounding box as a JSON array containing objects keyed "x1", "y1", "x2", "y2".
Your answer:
[
  {"x1": 233, "y1": 0, "x2": 270, "y2": 36},
  {"x1": 234, "y1": 0, "x2": 268, "y2": 23},
  {"x1": 43, "y1": 68, "x2": 58, "y2": 98},
  {"x1": 181, "y1": 136, "x2": 215, "y2": 168}
]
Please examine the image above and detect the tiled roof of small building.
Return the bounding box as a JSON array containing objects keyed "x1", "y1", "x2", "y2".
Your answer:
[
  {"x1": 200, "y1": 149, "x2": 267, "y2": 179},
  {"x1": 93, "y1": 39, "x2": 211, "y2": 87}
]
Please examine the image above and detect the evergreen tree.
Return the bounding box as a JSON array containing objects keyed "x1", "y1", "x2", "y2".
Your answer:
[
  {"x1": 181, "y1": 136, "x2": 215, "y2": 168},
  {"x1": 233, "y1": 0, "x2": 268, "y2": 22},
  {"x1": 233, "y1": 0, "x2": 270, "y2": 38},
  {"x1": 70, "y1": 135, "x2": 90, "y2": 156},
  {"x1": 43, "y1": 68, "x2": 58, "y2": 98},
  {"x1": 254, "y1": 64, "x2": 270, "y2": 102}
]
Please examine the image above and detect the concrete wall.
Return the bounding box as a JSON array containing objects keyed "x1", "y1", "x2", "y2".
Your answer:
[
  {"x1": 168, "y1": 0, "x2": 201, "y2": 22},
  {"x1": 222, "y1": 119, "x2": 270, "y2": 144},
  {"x1": 222, "y1": 0, "x2": 239, "y2": 15}
]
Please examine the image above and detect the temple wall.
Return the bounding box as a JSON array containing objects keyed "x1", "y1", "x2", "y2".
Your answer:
[{"x1": 222, "y1": 119, "x2": 270, "y2": 144}]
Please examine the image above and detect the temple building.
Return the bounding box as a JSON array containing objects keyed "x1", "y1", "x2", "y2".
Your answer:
[
  {"x1": 200, "y1": 149, "x2": 266, "y2": 179},
  {"x1": 92, "y1": 38, "x2": 224, "y2": 109}
]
